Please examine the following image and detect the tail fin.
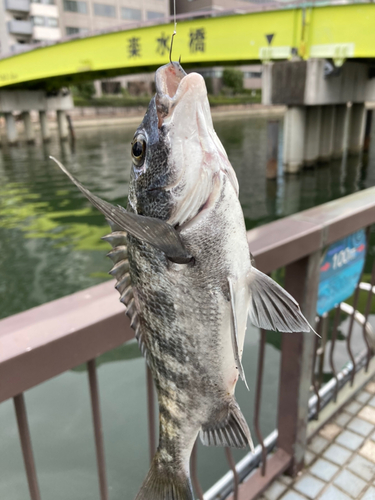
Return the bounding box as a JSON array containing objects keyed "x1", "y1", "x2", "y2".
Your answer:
[
  {"x1": 135, "y1": 454, "x2": 193, "y2": 500},
  {"x1": 200, "y1": 400, "x2": 255, "y2": 452}
]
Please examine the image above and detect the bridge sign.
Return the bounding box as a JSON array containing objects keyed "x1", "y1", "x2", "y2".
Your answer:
[{"x1": 317, "y1": 229, "x2": 366, "y2": 316}]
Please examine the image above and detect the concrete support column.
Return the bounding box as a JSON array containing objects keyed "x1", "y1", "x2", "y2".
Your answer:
[
  {"x1": 319, "y1": 106, "x2": 335, "y2": 162},
  {"x1": 364, "y1": 109, "x2": 373, "y2": 153},
  {"x1": 304, "y1": 106, "x2": 321, "y2": 166},
  {"x1": 57, "y1": 110, "x2": 68, "y2": 141},
  {"x1": 333, "y1": 104, "x2": 349, "y2": 159},
  {"x1": 348, "y1": 103, "x2": 366, "y2": 155},
  {"x1": 283, "y1": 106, "x2": 306, "y2": 174},
  {"x1": 22, "y1": 111, "x2": 35, "y2": 144},
  {"x1": 5, "y1": 112, "x2": 18, "y2": 145},
  {"x1": 39, "y1": 111, "x2": 51, "y2": 142}
]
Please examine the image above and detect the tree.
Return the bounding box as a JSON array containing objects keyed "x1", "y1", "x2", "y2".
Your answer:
[
  {"x1": 74, "y1": 81, "x2": 96, "y2": 100},
  {"x1": 222, "y1": 68, "x2": 243, "y2": 94}
]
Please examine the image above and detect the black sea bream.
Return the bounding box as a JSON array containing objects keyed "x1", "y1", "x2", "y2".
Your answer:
[{"x1": 52, "y1": 61, "x2": 313, "y2": 500}]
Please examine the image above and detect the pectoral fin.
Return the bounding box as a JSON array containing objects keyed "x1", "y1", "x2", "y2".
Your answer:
[
  {"x1": 228, "y1": 277, "x2": 249, "y2": 391},
  {"x1": 247, "y1": 267, "x2": 317, "y2": 334},
  {"x1": 50, "y1": 156, "x2": 192, "y2": 264}
]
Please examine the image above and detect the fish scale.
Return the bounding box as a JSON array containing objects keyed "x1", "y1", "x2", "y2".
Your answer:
[{"x1": 51, "y1": 60, "x2": 314, "y2": 500}]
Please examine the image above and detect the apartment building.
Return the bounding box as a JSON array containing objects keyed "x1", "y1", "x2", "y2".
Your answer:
[
  {"x1": 0, "y1": 0, "x2": 61, "y2": 56},
  {"x1": 0, "y1": 0, "x2": 168, "y2": 57},
  {"x1": 173, "y1": 0, "x2": 264, "y2": 14},
  {"x1": 56, "y1": 0, "x2": 169, "y2": 36}
]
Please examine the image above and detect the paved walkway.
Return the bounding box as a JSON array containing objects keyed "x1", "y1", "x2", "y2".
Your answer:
[{"x1": 261, "y1": 381, "x2": 375, "y2": 500}]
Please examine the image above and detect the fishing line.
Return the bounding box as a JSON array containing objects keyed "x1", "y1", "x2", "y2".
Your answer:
[{"x1": 169, "y1": 0, "x2": 177, "y2": 63}]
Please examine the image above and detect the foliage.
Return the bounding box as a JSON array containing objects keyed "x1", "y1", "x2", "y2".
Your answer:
[
  {"x1": 72, "y1": 81, "x2": 96, "y2": 100},
  {"x1": 73, "y1": 95, "x2": 152, "y2": 107},
  {"x1": 208, "y1": 93, "x2": 261, "y2": 106},
  {"x1": 222, "y1": 68, "x2": 244, "y2": 94},
  {"x1": 73, "y1": 90, "x2": 262, "y2": 108}
]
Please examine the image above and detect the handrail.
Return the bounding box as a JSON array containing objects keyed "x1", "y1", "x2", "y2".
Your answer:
[
  {"x1": 1, "y1": 186, "x2": 375, "y2": 404},
  {"x1": 249, "y1": 186, "x2": 375, "y2": 274},
  {"x1": 0, "y1": 281, "x2": 127, "y2": 403}
]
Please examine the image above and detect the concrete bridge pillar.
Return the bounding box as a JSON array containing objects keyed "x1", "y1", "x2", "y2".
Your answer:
[
  {"x1": 348, "y1": 103, "x2": 366, "y2": 155},
  {"x1": 333, "y1": 104, "x2": 349, "y2": 159},
  {"x1": 57, "y1": 110, "x2": 68, "y2": 141},
  {"x1": 304, "y1": 106, "x2": 321, "y2": 166},
  {"x1": 22, "y1": 111, "x2": 35, "y2": 144},
  {"x1": 283, "y1": 106, "x2": 306, "y2": 174},
  {"x1": 39, "y1": 111, "x2": 51, "y2": 142},
  {"x1": 5, "y1": 112, "x2": 18, "y2": 145},
  {"x1": 319, "y1": 106, "x2": 336, "y2": 163}
]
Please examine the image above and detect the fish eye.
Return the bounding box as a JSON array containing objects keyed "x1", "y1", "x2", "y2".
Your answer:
[{"x1": 131, "y1": 135, "x2": 146, "y2": 166}]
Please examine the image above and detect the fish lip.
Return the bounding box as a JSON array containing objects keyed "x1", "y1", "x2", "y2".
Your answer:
[
  {"x1": 155, "y1": 61, "x2": 206, "y2": 125},
  {"x1": 155, "y1": 61, "x2": 187, "y2": 99}
]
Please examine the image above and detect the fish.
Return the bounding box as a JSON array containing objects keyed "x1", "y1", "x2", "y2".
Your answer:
[{"x1": 51, "y1": 60, "x2": 314, "y2": 500}]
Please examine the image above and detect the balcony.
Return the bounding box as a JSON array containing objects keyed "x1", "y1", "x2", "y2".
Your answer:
[
  {"x1": 6, "y1": 0, "x2": 30, "y2": 12},
  {"x1": 10, "y1": 42, "x2": 33, "y2": 53},
  {"x1": 7, "y1": 19, "x2": 33, "y2": 35}
]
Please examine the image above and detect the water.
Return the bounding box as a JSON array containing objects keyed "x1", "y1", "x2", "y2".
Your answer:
[{"x1": 1, "y1": 114, "x2": 375, "y2": 499}]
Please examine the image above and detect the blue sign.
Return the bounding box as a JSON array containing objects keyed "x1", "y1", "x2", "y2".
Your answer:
[{"x1": 317, "y1": 229, "x2": 366, "y2": 316}]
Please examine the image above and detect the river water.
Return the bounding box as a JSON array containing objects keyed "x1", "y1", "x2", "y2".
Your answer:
[{"x1": 1, "y1": 114, "x2": 375, "y2": 499}]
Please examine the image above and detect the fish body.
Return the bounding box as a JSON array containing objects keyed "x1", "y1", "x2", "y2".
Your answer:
[{"x1": 52, "y1": 61, "x2": 313, "y2": 500}]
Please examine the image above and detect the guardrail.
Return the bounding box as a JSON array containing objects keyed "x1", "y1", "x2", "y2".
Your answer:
[{"x1": 1, "y1": 186, "x2": 375, "y2": 500}]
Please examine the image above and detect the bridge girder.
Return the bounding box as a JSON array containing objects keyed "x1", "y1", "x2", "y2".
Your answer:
[{"x1": 0, "y1": 3, "x2": 374, "y2": 89}]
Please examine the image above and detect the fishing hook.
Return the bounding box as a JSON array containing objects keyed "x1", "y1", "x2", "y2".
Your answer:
[
  {"x1": 169, "y1": 31, "x2": 176, "y2": 64},
  {"x1": 169, "y1": 0, "x2": 177, "y2": 64}
]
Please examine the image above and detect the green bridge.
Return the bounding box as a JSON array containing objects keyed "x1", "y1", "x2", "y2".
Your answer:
[{"x1": 0, "y1": 2, "x2": 374, "y2": 89}]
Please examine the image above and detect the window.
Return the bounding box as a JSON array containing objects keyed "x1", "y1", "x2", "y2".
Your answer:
[
  {"x1": 121, "y1": 7, "x2": 141, "y2": 20},
  {"x1": 32, "y1": 15, "x2": 45, "y2": 25},
  {"x1": 101, "y1": 81, "x2": 121, "y2": 94},
  {"x1": 243, "y1": 71, "x2": 262, "y2": 79},
  {"x1": 93, "y1": 3, "x2": 116, "y2": 17},
  {"x1": 146, "y1": 11, "x2": 164, "y2": 20},
  {"x1": 66, "y1": 26, "x2": 88, "y2": 35},
  {"x1": 63, "y1": 0, "x2": 87, "y2": 14},
  {"x1": 46, "y1": 17, "x2": 58, "y2": 27},
  {"x1": 31, "y1": 0, "x2": 55, "y2": 4}
]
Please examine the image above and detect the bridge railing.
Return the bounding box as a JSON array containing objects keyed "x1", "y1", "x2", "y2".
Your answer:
[
  {"x1": 2, "y1": 0, "x2": 371, "y2": 60},
  {"x1": 1, "y1": 186, "x2": 375, "y2": 500}
]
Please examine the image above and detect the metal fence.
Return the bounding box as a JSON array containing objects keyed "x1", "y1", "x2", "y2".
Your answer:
[{"x1": 1, "y1": 186, "x2": 375, "y2": 500}]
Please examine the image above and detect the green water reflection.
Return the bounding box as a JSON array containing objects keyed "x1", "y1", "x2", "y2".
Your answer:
[{"x1": 1, "y1": 116, "x2": 375, "y2": 499}]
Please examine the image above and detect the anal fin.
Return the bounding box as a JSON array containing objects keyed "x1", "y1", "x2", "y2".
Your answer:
[
  {"x1": 228, "y1": 277, "x2": 249, "y2": 391},
  {"x1": 200, "y1": 400, "x2": 254, "y2": 452}
]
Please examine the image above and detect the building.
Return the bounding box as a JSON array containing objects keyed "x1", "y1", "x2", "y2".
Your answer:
[
  {"x1": 193, "y1": 65, "x2": 262, "y2": 95},
  {"x1": 56, "y1": 0, "x2": 169, "y2": 37},
  {"x1": 173, "y1": 0, "x2": 265, "y2": 15},
  {"x1": 0, "y1": 0, "x2": 61, "y2": 56},
  {"x1": 0, "y1": 0, "x2": 169, "y2": 57}
]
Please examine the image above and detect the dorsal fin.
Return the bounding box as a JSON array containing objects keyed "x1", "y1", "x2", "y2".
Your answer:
[{"x1": 103, "y1": 231, "x2": 148, "y2": 359}]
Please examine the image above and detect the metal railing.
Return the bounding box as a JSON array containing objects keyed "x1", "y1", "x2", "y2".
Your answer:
[{"x1": 1, "y1": 186, "x2": 375, "y2": 500}]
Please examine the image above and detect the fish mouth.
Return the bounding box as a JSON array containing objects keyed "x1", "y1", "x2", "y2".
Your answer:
[{"x1": 155, "y1": 61, "x2": 207, "y2": 125}]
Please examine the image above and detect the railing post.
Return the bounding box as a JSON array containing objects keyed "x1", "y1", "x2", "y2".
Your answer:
[{"x1": 277, "y1": 251, "x2": 320, "y2": 476}]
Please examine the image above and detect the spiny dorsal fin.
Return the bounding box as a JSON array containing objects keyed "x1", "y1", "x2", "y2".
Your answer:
[
  {"x1": 200, "y1": 400, "x2": 254, "y2": 451},
  {"x1": 104, "y1": 231, "x2": 148, "y2": 359}
]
